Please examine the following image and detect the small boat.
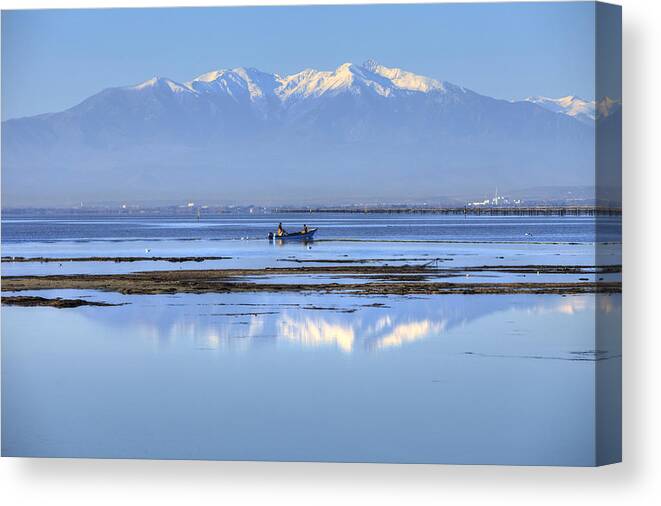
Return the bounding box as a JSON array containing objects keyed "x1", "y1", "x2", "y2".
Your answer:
[{"x1": 268, "y1": 228, "x2": 318, "y2": 241}]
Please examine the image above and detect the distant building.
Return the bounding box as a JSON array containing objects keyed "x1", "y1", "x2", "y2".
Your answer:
[
  {"x1": 468, "y1": 199, "x2": 490, "y2": 207},
  {"x1": 467, "y1": 188, "x2": 522, "y2": 207}
]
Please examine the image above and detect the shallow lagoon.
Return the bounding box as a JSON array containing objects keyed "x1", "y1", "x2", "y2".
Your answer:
[{"x1": 1, "y1": 214, "x2": 622, "y2": 464}]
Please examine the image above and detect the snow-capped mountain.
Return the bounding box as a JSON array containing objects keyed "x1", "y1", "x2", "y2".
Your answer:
[
  {"x1": 524, "y1": 95, "x2": 620, "y2": 124},
  {"x1": 1, "y1": 60, "x2": 609, "y2": 206},
  {"x1": 134, "y1": 59, "x2": 455, "y2": 103}
]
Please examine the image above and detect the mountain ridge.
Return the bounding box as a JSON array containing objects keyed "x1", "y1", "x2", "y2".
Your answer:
[
  {"x1": 119, "y1": 60, "x2": 458, "y2": 103},
  {"x1": 1, "y1": 60, "x2": 616, "y2": 207}
]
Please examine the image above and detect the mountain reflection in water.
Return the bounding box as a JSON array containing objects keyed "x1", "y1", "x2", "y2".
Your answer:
[
  {"x1": 64, "y1": 291, "x2": 610, "y2": 354},
  {"x1": 279, "y1": 314, "x2": 447, "y2": 352}
]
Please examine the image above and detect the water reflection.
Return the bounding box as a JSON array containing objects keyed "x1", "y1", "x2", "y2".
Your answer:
[
  {"x1": 146, "y1": 313, "x2": 271, "y2": 353},
  {"x1": 278, "y1": 313, "x2": 447, "y2": 352},
  {"x1": 2, "y1": 292, "x2": 622, "y2": 464},
  {"x1": 279, "y1": 314, "x2": 356, "y2": 352},
  {"x1": 375, "y1": 319, "x2": 447, "y2": 350},
  {"x1": 55, "y1": 291, "x2": 619, "y2": 355},
  {"x1": 525, "y1": 296, "x2": 592, "y2": 316}
]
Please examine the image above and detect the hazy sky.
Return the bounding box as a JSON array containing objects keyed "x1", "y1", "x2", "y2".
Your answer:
[{"x1": 1, "y1": 2, "x2": 601, "y2": 120}]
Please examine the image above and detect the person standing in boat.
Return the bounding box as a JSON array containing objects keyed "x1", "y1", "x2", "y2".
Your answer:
[
  {"x1": 302, "y1": 224, "x2": 309, "y2": 234},
  {"x1": 277, "y1": 223, "x2": 287, "y2": 237}
]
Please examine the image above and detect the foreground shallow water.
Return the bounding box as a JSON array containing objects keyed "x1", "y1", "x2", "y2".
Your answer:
[{"x1": 1, "y1": 291, "x2": 621, "y2": 465}]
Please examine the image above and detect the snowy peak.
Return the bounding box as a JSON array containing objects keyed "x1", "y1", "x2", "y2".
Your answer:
[
  {"x1": 525, "y1": 95, "x2": 595, "y2": 122},
  {"x1": 277, "y1": 63, "x2": 362, "y2": 100},
  {"x1": 187, "y1": 67, "x2": 281, "y2": 102},
  {"x1": 281, "y1": 62, "x2": 392, "y2": 99},
  {"x1": 129, "y1": 76, "x2": 194, "y2": 95},
  {"x1": 361, "y1": 59, "x2": 447, "y2": 93},
  {"x1": 525, "y1": 95, "x2": 621, "y2": 123},
  {"x1": 275, "y1": 60, "x2": 460, "y2": 101}
]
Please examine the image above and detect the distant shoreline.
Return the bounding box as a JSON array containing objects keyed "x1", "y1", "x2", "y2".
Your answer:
[
  {"x1": 1, "y1": 206, "x2": 622, "y2": 217},
  {"x1": 276, "y1": 206, "x2": 621, "y2": 216}
]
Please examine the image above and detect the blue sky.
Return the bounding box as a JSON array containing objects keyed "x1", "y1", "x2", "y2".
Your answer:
[{"x1": 2, "y1": 2, "x2": 600, "y2": 120}]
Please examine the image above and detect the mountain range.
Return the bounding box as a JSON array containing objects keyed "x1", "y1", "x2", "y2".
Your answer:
[{"x1": 1, "y1": 60, "x2": 621, "y2": 206}]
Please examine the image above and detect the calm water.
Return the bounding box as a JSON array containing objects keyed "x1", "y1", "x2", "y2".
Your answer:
[
  {"x1": 1, "y1": 214, "x2": 622, "y2": 465},
  {"x1": 1, "y1": 214, "x2": 622, "y2": 278},
  {"x1": 1, "y1": 212, "x2": 621, "y2": 243}
]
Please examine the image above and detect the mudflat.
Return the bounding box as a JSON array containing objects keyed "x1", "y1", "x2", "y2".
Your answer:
[{"x1": 1, "y1": 263, "x2": 621, "y2": 299}]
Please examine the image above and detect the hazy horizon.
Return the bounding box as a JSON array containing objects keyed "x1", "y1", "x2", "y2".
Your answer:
[{"x1": 1, "y1": 185, "x2": 609, "y2": 211}]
